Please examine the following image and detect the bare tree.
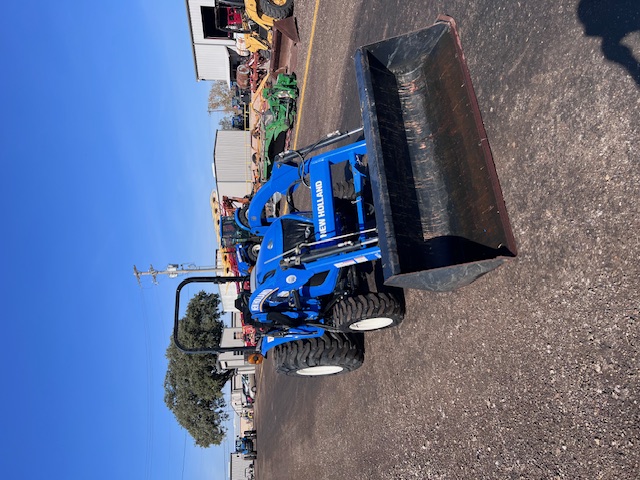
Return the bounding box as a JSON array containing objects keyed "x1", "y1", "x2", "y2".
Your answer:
[
  {"x1": 218, "y1": 115, "x2": 234, "y2": 130},
  {"x1": 208, "y1": 81, "x2": 235, "y2": 114}
]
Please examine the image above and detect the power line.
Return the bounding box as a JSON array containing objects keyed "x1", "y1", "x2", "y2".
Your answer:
[{"x1": 181, "y1": 430, "x2": 188, "y2": 480}]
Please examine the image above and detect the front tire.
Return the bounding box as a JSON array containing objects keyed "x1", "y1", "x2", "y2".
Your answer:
[
  {"x1": 273, "y1": 331, "x2": 364, "y2": 377},
  {"x1": 260, "y1": 0, "x2": 294, "y2": 20},
  {"x1": 333, "y1": 292, "x2": 404, "y2": 332}
]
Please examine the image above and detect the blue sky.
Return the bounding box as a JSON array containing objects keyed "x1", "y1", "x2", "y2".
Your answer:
[{"x1": 1, "y1": 2, "x2": 234, "y2": 479}]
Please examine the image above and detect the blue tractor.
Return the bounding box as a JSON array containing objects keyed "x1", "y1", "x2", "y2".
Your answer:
[
  {"x1": 234, "y1": 430, "x2": 257, "y2": 460},
  {"x1": 173, "y1": 17, "x2": 517, "y2": 377}
]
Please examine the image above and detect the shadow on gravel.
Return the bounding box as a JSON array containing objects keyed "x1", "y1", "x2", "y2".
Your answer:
[{"x1": 578, "y1": 0, "x2": 640, "y2": 86}]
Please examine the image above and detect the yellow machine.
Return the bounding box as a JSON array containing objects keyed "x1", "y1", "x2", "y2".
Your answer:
[
  {"x1": 244, "y1": 0, "x2": 293, "y2": 29},
  {"x1": 242, "y1": 33, "x2": 270, "y2": 54},
  {"x1": 218, "y1": 0, "x2": 293, "y2": 53}
]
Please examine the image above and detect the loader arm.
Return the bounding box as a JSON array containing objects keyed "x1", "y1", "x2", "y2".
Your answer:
[{"x1": 241, "y1": 128, "x2": 366, "y2": 236}]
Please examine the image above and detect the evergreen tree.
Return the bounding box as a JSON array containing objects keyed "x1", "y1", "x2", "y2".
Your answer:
[{"x1": 164, "y1": 291, "x2": 234, "y2": 447}]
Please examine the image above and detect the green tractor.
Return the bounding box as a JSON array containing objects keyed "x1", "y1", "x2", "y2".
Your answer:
[{"x1": 259, "y1": 73, "x2": 298, "y2": 181}]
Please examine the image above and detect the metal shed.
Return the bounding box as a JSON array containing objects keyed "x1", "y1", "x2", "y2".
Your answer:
[
  {"x1": 185, "y1": 0, "x2": 242, "y2": 83},
  {"x1": 212, "y1": 130, "x2": 253, "y2": 199}
]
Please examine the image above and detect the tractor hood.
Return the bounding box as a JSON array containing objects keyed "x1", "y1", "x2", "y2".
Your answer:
[
  {"x1": 253, "y1": 214, "x2": 314, "y2": 286},
  {"x1": 249, "y1": 214, "x2": 316, "y2": 314}
]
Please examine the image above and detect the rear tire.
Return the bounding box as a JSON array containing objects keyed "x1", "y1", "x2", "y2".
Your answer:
[
  {"x1": 333, "y1": 292, "x2": 404, "y2": 332},
  {"x1": 273, "y1": 331, "x2": 364, "y2": 377},
  {"x1": 260, "y1": 0, "x2": 294, "y2": 20}
]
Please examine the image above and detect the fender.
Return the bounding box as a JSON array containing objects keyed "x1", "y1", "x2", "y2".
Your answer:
[{"x1": 259, "y1": 325, "x2": 325, "y2": 356}]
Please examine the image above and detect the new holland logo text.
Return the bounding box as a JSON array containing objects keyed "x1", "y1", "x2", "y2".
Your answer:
[
  {"x1": 251, "y1": 288, "x2": 277, "y2": 311},
  {"x1": 315, "y1": 180, "x2": 327, "y2": 239}
]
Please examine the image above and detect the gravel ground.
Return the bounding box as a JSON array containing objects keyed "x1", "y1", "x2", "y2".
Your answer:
[{"x1": 253, "y1": 1, "x2": 639, "y2": 479}]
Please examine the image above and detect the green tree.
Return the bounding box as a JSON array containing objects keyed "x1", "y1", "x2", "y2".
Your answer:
[
  {"x1": 164, "y1": 291, "x2": 234, "y2": 447},
  {"x1": 208, "y1": 81, "x2": 235, "y2": 114}
]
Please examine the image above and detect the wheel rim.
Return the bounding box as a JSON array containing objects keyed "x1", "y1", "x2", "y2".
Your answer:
[
  {"x1": 349, "y1": 316, "x2": 394, "y2": 331},
  {"x1": 296, "y1": 365, "x2": 344, "y2": 376}
]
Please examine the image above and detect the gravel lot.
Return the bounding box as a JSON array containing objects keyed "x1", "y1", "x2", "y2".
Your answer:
[{"x1": 253, "y1": 1, "x2": 639, "y2": 478}]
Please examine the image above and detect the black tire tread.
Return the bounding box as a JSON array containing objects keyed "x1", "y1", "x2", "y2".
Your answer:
[
  {"x1": 273, "y1": 331, "x2": 364, "y2": 376},
  {"x1": 333, "y1": 292, "x2": 404, "y2": 332},
  {"x1": 334, "y1": 180, "x2": 356, "y2": 200},
  {"x1": 260, "y1": 0, "x2": 294, "y2": 20}
]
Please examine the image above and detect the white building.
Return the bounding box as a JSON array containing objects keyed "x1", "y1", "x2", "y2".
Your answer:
[
  {"x1": 217, "y1": 279, "x2": 243, "y2": 314},
  {"x1": 213, "y1": 130, "x2": 254, "y2": 199},
  {"x1": 185, "y1": 0, "x2": 244, "y2": 83},
  {"x1": 229, "y1": 453, "x2": 253, "y2": 480},
  {"x1": 229, "y1": 372, "x2": 255, "y2": 421},
  {"x1": 218, "y1": 325, "x2": 255, "y2": 374}
]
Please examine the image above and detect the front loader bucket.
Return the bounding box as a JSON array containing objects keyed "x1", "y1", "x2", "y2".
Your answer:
[
  {"x1": 355, "y1": 16, "x2": 516, "y2": 292},
  {"x1": 270, "y1": 17, "x2": 299, "y2": 74}
]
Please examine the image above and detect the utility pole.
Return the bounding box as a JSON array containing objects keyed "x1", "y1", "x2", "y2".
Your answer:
[{"x1": 133, "y1": 263, "x2": 225, "y2": 286}]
